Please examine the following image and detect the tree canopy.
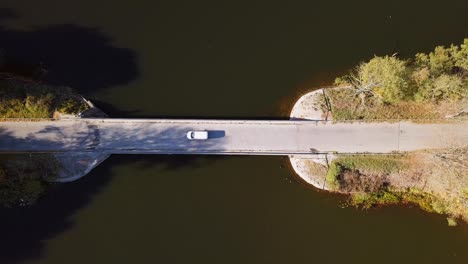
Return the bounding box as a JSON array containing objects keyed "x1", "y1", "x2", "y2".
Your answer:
[
  {"x1": 358, "y1": 56, "x2": 411, "y2": 103},
  {"x1": 336, "y1": 38, "x2": 468, "y2": 105}
]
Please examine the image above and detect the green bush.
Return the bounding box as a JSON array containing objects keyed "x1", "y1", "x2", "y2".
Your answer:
[
  {"x1": 399, "y1": 189, "x2": 435, "y2": 212},
  {"x1": 359, "y1": 56, "x2": 412, "y2": 103},
  {"x1": 59, "y1": 98, "x2": 88, "y2": 114},
  {"x1": 413, "y1": 39, "x2": 468, "y2": 103},
  {"x1": 331, "y1": 39, "x2": 468, "y2": 120},
  {"x1": 349, "y1": 187, "x2": 450, "y2": 215},
  {"x1": 453, "y1": 39, "x2": 468, "y2": 70},
  {"x1": 415, "y1": 74, "x2": 467, "y2": 102},
  {"x1": 0, "y1": 80, "x2": 88, "y2": 118},
  {"x1": 351, "y1": 191, "x2": 399, "y2": 209},
  {"x1": 415, "y1": 46, "x2": 455, "y2": 77},
  {"x1": 416, "y1": 39, "x2": 468, "y2": 75},
  {"x1": 447, "y1": 217, "x2": 458, "y2": 227},
  {"x1": 326, "y1": 162, "x2": 342, "y2": 190}
]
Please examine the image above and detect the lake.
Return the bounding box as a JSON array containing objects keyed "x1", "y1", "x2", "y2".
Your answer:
[{"x1": 0, "y1": 0, "x2": 467, "y2": 263}]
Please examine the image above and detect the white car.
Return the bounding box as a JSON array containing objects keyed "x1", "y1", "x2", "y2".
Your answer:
[{"x1": 186, "y1": 130, "x2": 208, "y2": 140}]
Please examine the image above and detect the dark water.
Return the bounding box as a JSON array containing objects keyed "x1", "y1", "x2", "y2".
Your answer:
[{"x1": 1, "y1": 1, "x2": 468, "y2": 263}]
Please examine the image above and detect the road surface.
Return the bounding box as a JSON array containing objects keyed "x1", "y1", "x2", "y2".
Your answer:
[{"x1": 1, "y1": 119, "x2": 466, "y2": 155}]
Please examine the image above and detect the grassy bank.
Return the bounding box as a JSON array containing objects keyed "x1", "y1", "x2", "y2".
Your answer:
[
  {"x1": 326, "y1": 88, "x2": 443, "y2": 121},
  {"x1": 325, "y1": 151, "x2": 468, "y2": 224},
  {"x1": 326, "y1": 154, "x2": 408, "y2": 192}
]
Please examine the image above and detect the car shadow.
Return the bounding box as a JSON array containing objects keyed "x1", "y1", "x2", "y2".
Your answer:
[{"x1": 208, "y1": 130, "x2": 226, "y2": 139}]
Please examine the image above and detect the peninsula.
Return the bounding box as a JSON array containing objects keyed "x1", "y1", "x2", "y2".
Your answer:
[{"x1": 290, "y1": 39, "x2": 467, "y2": 225}]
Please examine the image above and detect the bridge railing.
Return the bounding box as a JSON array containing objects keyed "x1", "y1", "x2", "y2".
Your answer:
[
  {"x1": 0, "y1": 118, "x2": 57, "y2": 122},
  {"x1": 0, "y1": 117, "x2": 466, "y2": 123}
]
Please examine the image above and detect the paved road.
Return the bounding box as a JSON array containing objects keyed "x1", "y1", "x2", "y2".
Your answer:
[{"x1": 0, "y1": 119, "x2": 467, "y2": 154}]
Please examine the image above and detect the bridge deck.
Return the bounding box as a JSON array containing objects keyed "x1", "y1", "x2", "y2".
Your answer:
[{"x1": 0, "y1": 119, "x2": 466, "y2": 154}]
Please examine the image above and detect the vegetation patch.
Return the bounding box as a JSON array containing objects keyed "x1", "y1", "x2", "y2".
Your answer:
[
  {"x1": 0, "y1": 154, "x2": 59, "y2": 207},
  {"x1": 447, "y1": 217, "x2": 458, "y2": 227},
  {"x1": 350, "y1": 188, "x2": 440, "y2": 212},
  {"x1": 0, "y1": 56, "x2": 85, "y2": 207},
  {"x1": 325, "y1": 162, "x2": 342, "y2": 190},
  {"x1": 332, "y1": 39, "x2": 468, "y2": 121},
  {"x1": 333, "y1": 155, "x2": 407, "y2": 174},
  {"x1": 350, "y1": 191, "x2": 399, "y2": 209},
  {"x1": 327, "y1": 88, "x2": 440, "y2": 120},
  {"x1": 0, "y1": 80, "x2": 88, "y2": 118},
  {"x1": 321, "y1": 40, "x2": 468, "y2": 224},
  {"x1": 326, "y1": 149, "x2": 468, "y2": 224},
  {"x1": 326, "y1": 155, "x2": 408, "y2": 191}
]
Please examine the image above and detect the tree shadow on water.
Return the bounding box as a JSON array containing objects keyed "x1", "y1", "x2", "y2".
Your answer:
[
  {"x1": 0, "y1": 127, "x2": 226, "y2": 263},
  {"x1": 0, "y1": 153, "x2": 226, "y2": 263},
  {"x1": 0, "y1": 8, "x2": 150, "y2": 263},
  {"x1": 0, "y1": 8, "x2": 228, "y2": 262},
  {"x1": 0, "y1": 8, "x2": 139, "y2": 94}
]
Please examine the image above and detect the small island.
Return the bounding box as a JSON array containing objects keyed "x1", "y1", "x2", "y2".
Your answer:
[{"x1": 290, "y1": 39, "x2": 467, "y2": 226}]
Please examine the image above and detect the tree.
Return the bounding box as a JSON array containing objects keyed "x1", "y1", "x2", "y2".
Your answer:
[
  {"x1": 415, "y1": 74, "x2": 466, "y2": 102},
  {"x1": 452, "y1": 38, "x2": 468, "y2": 71},
  {"x1": 339, "y1": 56, "x2": 411, "y2": 103},
  {"x1": 415, "y1": 46, "x2": 455, "y2": 77},
  {"x1": 415, "y1": 38, "x2": 468, "y2": 76}
]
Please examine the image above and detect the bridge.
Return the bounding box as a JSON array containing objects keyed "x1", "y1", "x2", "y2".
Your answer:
[{"x1": 1, "y1": 118, "x2": 467, "y2": 154}]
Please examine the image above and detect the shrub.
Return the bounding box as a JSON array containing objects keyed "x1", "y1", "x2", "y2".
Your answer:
[
  {"x1": 415, "y1": 74, "x2": 467, "y2": 102},
  {"x1": 0, "y1": 154, "x2": 58, "y2": 207},
  {"x1": 330, "y1": 39, "x2": 468, "y2": 120},
  {"x1": 359, "y1": 56, "x2": 412, "y2": 103},
  {"x1": 0, "y1": 80, "x2": 88, "y2": 118},
  {"x1": 453, "y1": 39, "x2": 468, "y2": 70},
  {"x1": 326, "y1": 162, "x2": 342, "y2": 190},
  {"x1": 415, "y1": 46, "x2": 455, "y2": 77},
  {"x1": 447, "y1": 217, "x2": 458, "y2": 227},
  {"x1": 350, "y1": 191, "x2": 399, "y2": 209},
  {"x1": 59, "y1": 98, "x2": 88, "y2": 114}
]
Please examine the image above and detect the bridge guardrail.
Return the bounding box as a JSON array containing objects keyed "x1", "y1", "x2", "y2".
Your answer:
[
  {"x1": 0, "y1": 117, "x2": 466, "y2": 124},
  {"x1": 0, "y1": 118, "x2": 57, "y2": 122}
]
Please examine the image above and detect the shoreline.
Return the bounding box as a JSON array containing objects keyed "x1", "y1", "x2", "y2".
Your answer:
[{"x1": 287, "y1": 87, "x2": 468, "y2": 224}]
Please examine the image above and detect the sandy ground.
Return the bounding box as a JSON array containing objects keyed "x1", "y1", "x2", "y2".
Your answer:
[
  {"x1": 289, "y1": 89, "x2": 330, "y2": 120},
  {"x1": 289, "y1": 154, "x2": 333, "y2": 190},
  {"x1": 289, "y1": 88, "x2": 336, "y2": 190}
]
